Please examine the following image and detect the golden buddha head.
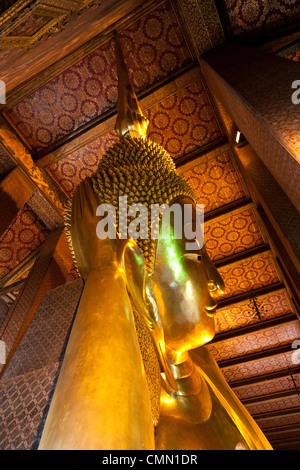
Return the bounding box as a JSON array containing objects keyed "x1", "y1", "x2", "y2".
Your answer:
[
  {"x1": 87, "y1": 134, "x2": 224, "y2": 356},
  {"x1": 66, "y1": 33, "x2": 224, "y2": 361}
]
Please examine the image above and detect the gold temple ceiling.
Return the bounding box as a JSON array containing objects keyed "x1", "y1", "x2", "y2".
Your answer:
[{"x1": 0, "y1": 0, "x2": 300, "y2": 450}]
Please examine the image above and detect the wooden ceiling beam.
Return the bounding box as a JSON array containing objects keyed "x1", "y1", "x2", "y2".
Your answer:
[
  {"x1": 0, "y1": 279, "x2": 25, "y2": 296},
  {"x1": 0, "y1": 115, "x2": 67, "y2": 214},
  {"x1": 204, "y1": 196, "x2": 253, "y2": 222},
  {"x1": 211, "y1": 312, "x2": 297, "y2": 344},
  {"x1": 241, "y1": 388, "x2": 300, "y2": 406},
  {"x1": 216, "y1": 282, "x2": 285, "y2": 309},
  {"x1": 217, "y1": 342, "x2": 293, "y2": 368},
  {"x1": 263, "y1": 423, "x2": 300, "y2": 436},
  {"x1": 270, "y1": 436, "x2": 300, "y2": 449},
  {"x1": 0, "y1": 167, "x2": 34, "y2": 239}
]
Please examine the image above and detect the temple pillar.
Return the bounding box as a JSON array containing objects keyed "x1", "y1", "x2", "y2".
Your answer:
[
  {"x1": 199, "y1": 43, "x2": 300, "y2": 315},
  {"x1": 200, "y1": 42, "x2": 300, "y2": 212}
]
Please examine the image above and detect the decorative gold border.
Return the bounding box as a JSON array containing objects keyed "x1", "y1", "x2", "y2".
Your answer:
[{"x1": 0, "y1": 0, "x2": 102, "y2": 49}]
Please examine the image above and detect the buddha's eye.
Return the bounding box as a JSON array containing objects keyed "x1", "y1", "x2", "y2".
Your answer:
[{"x1": 184, "y1": 253, "x2": 202, "y2": 261}]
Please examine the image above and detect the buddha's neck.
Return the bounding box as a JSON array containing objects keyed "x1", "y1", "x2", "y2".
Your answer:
[
  {"x1": 167, "y1": 349, "x2": 203, "y2": 397},
  {"x1": 165, "y1": 348, "x2": 212, "y2": 423}
]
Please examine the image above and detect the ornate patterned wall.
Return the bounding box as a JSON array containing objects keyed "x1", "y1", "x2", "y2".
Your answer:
[
  {"x1": 209, "y1": 320, "x2": 300, "y2": 362},
  {"x1": 215, "y1": 288, "x2": 292, "y2": 333},
  {"x1": 0, "y1": 279, "x2": 83, "y2": 450},
  {"x1": 215, "y1": 252, "x2": 280, "y2": 301}
]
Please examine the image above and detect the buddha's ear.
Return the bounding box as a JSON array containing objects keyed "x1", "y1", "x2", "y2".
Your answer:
[{"x1": 118, "y1": 238, "x2": 177, "y2": 393}]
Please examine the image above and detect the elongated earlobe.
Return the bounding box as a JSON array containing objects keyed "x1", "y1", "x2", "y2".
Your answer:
[{"x1": 119, "y1": 239, "x2": 177, "y2": 394}]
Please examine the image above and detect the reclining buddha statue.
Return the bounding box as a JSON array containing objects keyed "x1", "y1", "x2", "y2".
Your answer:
[{"x1": 38, "y1": 35, "x2": 272, "y2": 451}]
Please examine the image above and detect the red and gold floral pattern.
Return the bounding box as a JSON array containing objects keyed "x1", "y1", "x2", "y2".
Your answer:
[
  {"x1": 4, "y1": 1, "x2": 193, "y2": 153},
  {"x1": 47, "y1": 78, "x2": 222, "y2": 197},
  {"x1": 219, "y1": 0, "x2": 300, "y2": 38},
  {"x1": 215, "y1": 289, "x2": 293, "y2": 334},
  {"x1": 208, "y1": 320, "x2": 300, "y2": 362}
]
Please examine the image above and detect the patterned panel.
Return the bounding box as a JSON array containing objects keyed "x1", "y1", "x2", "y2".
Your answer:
[
  {"x1": 47, "y1": 77, "x2": 222, "y2": 197},
  {"x1": 0, "y1": 145, "x2": 16, "y2": 175},
  {"x1": 5, "y1": 1, "x2": 193, "y2": 152},
  {"x1": 0, "y1": 204, "x2": 50, "y2": 280},
  {"x1": 177, "y1": 0, "x2": 225, "y2": 55},
  {"x1": 2, "y1": 278, "x2": 83, "y2": 380},
  {"x1": 245, "y1": 394, "x2": 300, "y2": 416},
  {"x1": 0, "y1": 363, "x2": 59, "y2": 450},
  {"x1": 204, "y1": 207, "x2": 264, "y2": 262},
  {"x1": 233, "y1": 373, "x2": 300, "y2": 400},
  {"x1": 215, "y1": 289, "x2": 292, "y2": 334},
  {"x1": 221, "y1": 350, "x2": 296, "y2": 383},
  {"x1": 215, "y1": 252, "x2": 280, "y2": 301},
  {"x1": 0, "y1": 298, "x2": 8, "y2": 328},
  {"x1": 145, "y1": 79, "x2": 222, "y2": 159},
  {"x1": 46, "y1": 130, "x2": 118, "y2": 197},
  {"x1": 208, "y1": 321, "x2": 300, "y2": 362},
  {"x1": 256, "y1": 412, "x2": 300, "y2": 430},
  {"x1": 120, "y1": 1, "x2": 192, "y2": 90},
  {"x1": 219, "y1": 0, "x2": 300, "y2": 38},
  {"x1": 26, "y1": 190, "x2": 64, "y2": 231},
  {"x1": 178, "y1": 148, "x2": 246, "y2": 212}
]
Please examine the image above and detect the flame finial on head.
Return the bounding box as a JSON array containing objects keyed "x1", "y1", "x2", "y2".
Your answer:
[{"x1": 114, "y1": 32, "x2": 149, "y2": 139}]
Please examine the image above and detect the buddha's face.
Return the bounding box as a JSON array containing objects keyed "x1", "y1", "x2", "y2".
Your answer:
[{"x1": 150, "y1": 197, "x2": 224, "y2": 354}]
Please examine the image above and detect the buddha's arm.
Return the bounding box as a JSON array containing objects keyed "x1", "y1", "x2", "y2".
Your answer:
[
  {"x1": 39, "y1": 180, "x2": 154, "y2": 450},
  {"x1": 38, "y1": 266, "x2": 155, "y2": 450}
]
